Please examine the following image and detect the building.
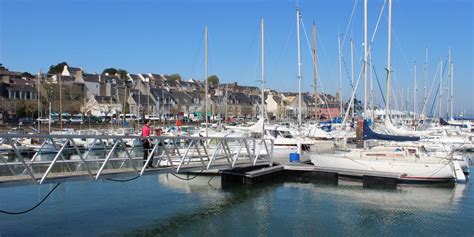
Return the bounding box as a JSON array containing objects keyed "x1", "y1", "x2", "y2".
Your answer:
[{"x1": 81, "y1": 95, "x2": 123, "y2": 116}]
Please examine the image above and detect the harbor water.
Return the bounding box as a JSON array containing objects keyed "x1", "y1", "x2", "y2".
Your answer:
[{"x1": 0, "y1": 164, "x2": 473, "y2": 236}]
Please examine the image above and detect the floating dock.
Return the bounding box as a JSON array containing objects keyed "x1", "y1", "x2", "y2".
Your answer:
[{"x1": 221, "y1": 160, "x2": 405, "y2": 189}]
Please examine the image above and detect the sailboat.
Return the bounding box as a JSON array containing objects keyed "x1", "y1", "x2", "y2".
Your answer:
[{"x1": 310, "y1": 0, "x2": 459, "y2": 183}]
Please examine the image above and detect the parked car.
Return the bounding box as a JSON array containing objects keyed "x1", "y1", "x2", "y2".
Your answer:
[
  {"x1": 84, "y1": 116, "x2": 102, "y2": 124},
  {"x1": 18, "y1": 117, "x2": 35, "y2": 125},
  {"x1": 145, "y1": 114, "x2": 160, "y2": 121},
  {"x1": 36, "y1": 117, "x2": 55, "y2": 124},
  {"x1": 69, "y1": 115, "x2": 84, "y2": 124}
]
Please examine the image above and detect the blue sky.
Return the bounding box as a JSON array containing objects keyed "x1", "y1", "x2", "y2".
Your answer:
[{"x1": 1, "y1": 0, "x2": 472, "y2": 116}]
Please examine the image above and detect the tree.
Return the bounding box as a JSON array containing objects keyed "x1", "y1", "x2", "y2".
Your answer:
[
  {"x1": 117, "y1": 69, "x2": 128, "y2": 79},
  {"x1": 102, "y1": 68, "x2": 118, "y2": 75},
  {"x1": 48, "y1": 62, "x2": 68, "y2": 74},
  {"x1": 21, "y1": 72, "x2": 34, "y2": 78},
  {"x1": 168, "y1": 74, "x2": 182, "y2": 81},
  {"x1": 102, "y1": 68, "x2": 128, "y2": 79},
  {"x1": 207, "y1": 75, "x2": 219, "y2": 87}
]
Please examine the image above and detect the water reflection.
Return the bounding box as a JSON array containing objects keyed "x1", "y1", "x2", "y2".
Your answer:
[
  {"x1": 144, "y1": 174, "x2": 472, "y2": 236},
  {"x1": 0, "y1": 167, "x2": 472, "y2": 236},
  {"x1": 292, "y1": 180, "x2": 467, "y2": 213}
]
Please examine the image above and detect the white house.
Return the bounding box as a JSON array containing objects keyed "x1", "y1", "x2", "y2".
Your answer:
[{"x1": 81, "y1": 95, "x2": 122, "y2": 116}]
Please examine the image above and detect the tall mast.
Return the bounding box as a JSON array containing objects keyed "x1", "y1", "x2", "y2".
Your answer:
[
  {"x1": 406, "y1": 88, "x2": 409, "y2": 113},
  {"x1": 385, "y1": 0, "x2": 392, "y2": 119},
  {"x1": 260, "y1": 18, "x2": 265, "y2": 124},
  {"x1": 296, "y1": 8, "x2": 302, "y2": 127},
  {"x1": 369, "y1": 46, "x2": 374, "y2": 119},
  {"x1": 439, "y1": 58, "x2": 443, "y2": 118},
  {"x1": 147, "y1": 81, "x2": 150, "y2": 116},
  {"x1": 363, "y1": 0, "x2": 368, "y2": 118},
  {"x1": 450, "y1": 62, "x2": 454, "y2": 119},
  {"x1": 423, "y1": 48, "x2": 428, "y2": 119},
  {"x1": 138, "y1": 78, "x2": 141, "y2": 128},
  {"x1": 48, "y1": 102, "x2": 51, "y2": 134},
  {"x1": 350, "y1": 38, "x2": 355, "y2": 117},
  {"x1": 59, "y1": 74, "x2": 63, "y2": 130},
  {"x1": 123, "y1": 84, "x2": 127, "y2": 127},
  {"x1": 337, "y1": 32, "x2": 343, "y2": 118},
  {"x1": 313, "y1": 22, "x2": 318, "y2": 122},
  {"x1": 413, "y1": 62, "x2": 417, "y2": 120},
  {"x1": 448, "y1": 47, "x2": 453, "y2": 119},
  {"x1": 37, "y1": 71, "x2": 41, "y2": 132},
  {"x1": 205, "y1": 26, "x2": 209, "y2": 137},
  {"x1": 225, "y1": 84, "x2": 228, "y2": 125}
]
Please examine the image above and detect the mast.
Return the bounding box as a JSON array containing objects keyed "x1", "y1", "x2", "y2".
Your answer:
[
  {"x1": 369, "y1": 46, "x2": 374, "y2": 119},
  {"x1": 385, "y1": 0, "x2": 392, "y2": 119},
  {"x1": 48, "y1": 102, "x2": 51, "y2": 134},
  {"x1": 162, "y1": 89, "x2": 164, "y2": 125},
  {"x1": 451, "y1": 62, "x2": 454, "y2": 119},
  {"x1": 205, "y1": 26, "x2": 209, "y2": 137},
  {"x1": 448, "y1": 48, "x2": 452, "y2": 119},
  {"x1": 439, "y1": 58, "x2": 443, "y2": 118},
  {"x1": 350, "y1": 38, "x2": 355, "y2": 117},
  {"x1": 225, "y1": 84, "x2": 228, "y2": 125},
  {"x1": 260, "y1": 17, "x2": 265, "y2": 124},
  {"x1": 367, "y1": 47, "x2": 375, "y2": 120},
  {"x1": 59, "y1": 74, "x2": 63, "y2": 130},
  {"x1": 37, "y1": 71, "x2": 41, "y2": 132},
  {"x1": 406, "y1": 88, "x2": 409, "y2": 113},
  {"x1": 123, "y1": 84, "x2": 127, "y2": 127},
  {"x1": 296, "y1": 8, "x2": 302, "y2": 127},
  {"x1": 313, "y1": 22, "x2": 318, "y2": 122},
  {"x1": 413, "y1": 62, "x2": 417, "y2": 120},
  {"x1": 423, "y1": 48, "x2": 428, "y2": 119},
  {"x1": 147, "y1": 80, "x2": 150, "y2": 116},
  {"x1": 363, "y1": 0, "x2": 368, "y2": 118},
  {"x1": 337, "y1": 32, "x2": 343, "y2": 119}
]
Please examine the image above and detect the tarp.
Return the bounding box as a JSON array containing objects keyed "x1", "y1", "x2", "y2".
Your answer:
[{"x1": 363, "y1": 120, "x2": 420, "y2": 141}]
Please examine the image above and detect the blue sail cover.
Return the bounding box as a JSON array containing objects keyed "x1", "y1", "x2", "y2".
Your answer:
[
  {"x1": 363, "y1": 120, "x2": 420, "y2": 141},
  {"x1": 440, "y1": 117, "x2": 463, "y2": 127}
]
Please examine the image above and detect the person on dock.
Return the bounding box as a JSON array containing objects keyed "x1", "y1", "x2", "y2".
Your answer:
[{"x1": 142, "y1": 119, "x2": 154, "y2": 168}]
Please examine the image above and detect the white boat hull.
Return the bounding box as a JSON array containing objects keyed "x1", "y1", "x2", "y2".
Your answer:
[{"x1": 310, "y1": 153, "x2": 455, "y2": 182}]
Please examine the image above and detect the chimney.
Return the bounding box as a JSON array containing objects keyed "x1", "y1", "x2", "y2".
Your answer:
[
  {"x1": 2, "y1": 75, "x2": 10, "y2": 84},
  {"x1": 61, "y1": 65, "x2": 70, "y2": 76}
]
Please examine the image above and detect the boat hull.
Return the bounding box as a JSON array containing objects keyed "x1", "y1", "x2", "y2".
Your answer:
[{"x1": 310, "y1": 154, "x2": 455, "y2": 182}]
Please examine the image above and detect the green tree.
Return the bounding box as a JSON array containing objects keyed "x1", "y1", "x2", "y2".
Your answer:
[
  {"x1": 168, "y1": 74, "x2": 182, "y2": 81},
  {"x1": 48, "y1": 62, "x2": 68, "y2": 74},
  {"x1": 21, "y1": 72, "x2": 34, "y2": 78},
  {"x1": 117, "y1": 69, "x2": 128, "y2": 79},
  {"x1": 207, "y1": 75, "x2": 219, "y2": 87},
  {"x1": 102, "y1": 68, "x2": 118, "y2": 75}
]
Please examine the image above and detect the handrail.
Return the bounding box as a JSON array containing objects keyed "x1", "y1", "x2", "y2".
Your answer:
[{"x1": 0, "y1": 133, "x2": 274, "y2": 187}]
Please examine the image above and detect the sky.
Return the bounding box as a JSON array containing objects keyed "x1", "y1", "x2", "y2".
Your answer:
[{"x1": 1, "y1": 0, "x2": 473, "y2": 117}]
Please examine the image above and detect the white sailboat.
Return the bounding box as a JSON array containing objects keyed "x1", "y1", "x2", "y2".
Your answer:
[{"x1": 310, "y1": 0, "x2": 458, "y2": 183}]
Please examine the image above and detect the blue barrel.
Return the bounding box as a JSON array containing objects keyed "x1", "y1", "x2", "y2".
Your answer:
[{"x1": 289, "y1": 153, "x2": 300, "y2": 163}]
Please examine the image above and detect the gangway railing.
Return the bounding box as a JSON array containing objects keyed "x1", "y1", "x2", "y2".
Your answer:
[{"x1": 0, "y1": 133, "x2": 274, "y2": 186}]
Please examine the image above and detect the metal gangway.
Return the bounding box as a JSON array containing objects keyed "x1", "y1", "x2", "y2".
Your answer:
[{"x1": 0, "y1": 133, "x2": 274, "y2": 187}]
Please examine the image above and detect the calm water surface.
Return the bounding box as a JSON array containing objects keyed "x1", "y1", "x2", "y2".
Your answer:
[{"x1": 0, "y1": 168, "x2": 473, "y2": 236}]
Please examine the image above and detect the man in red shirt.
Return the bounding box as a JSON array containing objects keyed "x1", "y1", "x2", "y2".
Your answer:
[{"x1": 142, "y1": 119, "x2": 153, "y2": 168}]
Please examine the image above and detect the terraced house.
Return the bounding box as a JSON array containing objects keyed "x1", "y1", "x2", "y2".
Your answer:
[{"x1": 0, "y1": 63, "x2": 343, "y2": 123}]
